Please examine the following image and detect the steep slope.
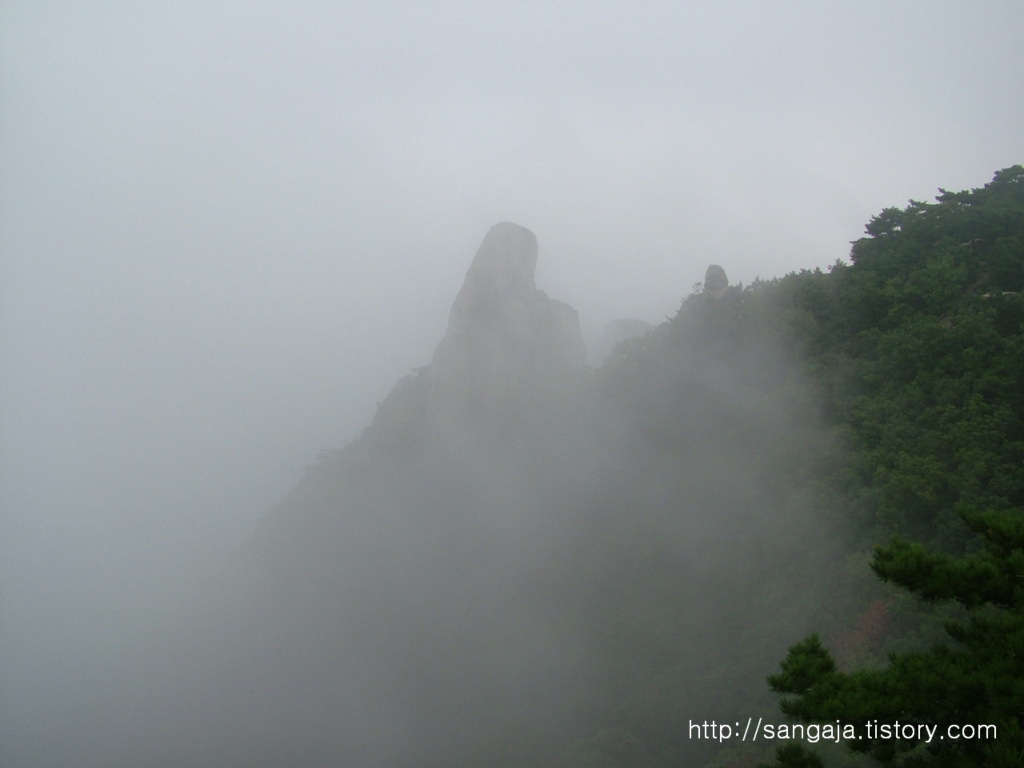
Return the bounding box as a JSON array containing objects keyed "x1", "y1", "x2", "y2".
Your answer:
[
  {"x1": 45, "y1": 221, "x2": 851, "y2": 768},
  {"x1": 196, "y1": 223, "x2": 845, "y2": 768},
  {"x1": 363, "y1": 221, "x2": 586, "y2": 450}
]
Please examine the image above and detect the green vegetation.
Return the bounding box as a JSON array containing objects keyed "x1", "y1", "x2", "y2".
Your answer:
[
  {"x1": 194, "y1": 167, "x2": 1023, "y2": 768},
  {"x1": 754, "y1": 167, "x2": 1024, "y2": 767},
  {"x1": 586, "y1": 166, "x2": 1024, "y2": 767},
  {"x1": 764, "y1": 505, "x2": 1024, "y2": 767}
]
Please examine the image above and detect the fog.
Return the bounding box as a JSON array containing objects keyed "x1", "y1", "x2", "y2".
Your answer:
[{"x1": 1, "y1": 3, "x2": 1022, "y2": 766}]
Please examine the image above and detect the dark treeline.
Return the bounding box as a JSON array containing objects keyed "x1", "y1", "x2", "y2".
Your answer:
[
  {"x1": 9, "y1": 168, "x2": 1021, "y2": 768},
  {"x1": 562, "y1": 165, "x2": 1023, "y2": 767},
  {"x1": 753, "y1": 167, "x2": 1024, "y2": 768}
]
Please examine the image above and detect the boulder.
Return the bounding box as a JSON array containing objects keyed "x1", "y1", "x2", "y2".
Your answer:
[{"x1": 703, "y1": 264, "x2": 729, "y2": 299}]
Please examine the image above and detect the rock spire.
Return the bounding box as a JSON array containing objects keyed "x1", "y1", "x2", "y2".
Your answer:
[
  {"x1": 366, "y1": 223, "x2": 586, "y2": 448},
  {"x1": 703, "y1": 264, "x2": 729, "y2": 299}
]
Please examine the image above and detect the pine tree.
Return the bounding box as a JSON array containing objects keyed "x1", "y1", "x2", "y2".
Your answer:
[{"x1": 760, "y1": 505, "x2": 1024, "y2": 767}]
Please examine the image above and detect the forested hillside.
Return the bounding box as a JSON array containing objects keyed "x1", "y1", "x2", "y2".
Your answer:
[
  {"x1": 595, "y1": 166, "x2": 1024, "y2": 767},
  {"x1": 623, "y1": 165, "x2": 1024, "y2": 553},
  {"x1": 45, "y1": 168, "x2": 1021, "y2": 768},
  {"x1": 755, "y1": 167, "x2": 1024, "y2": 768}
]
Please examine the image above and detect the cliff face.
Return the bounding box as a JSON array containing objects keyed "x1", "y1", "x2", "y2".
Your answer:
[{"x1": 366, "y1": 222, "x2": 586, "y2": 448}]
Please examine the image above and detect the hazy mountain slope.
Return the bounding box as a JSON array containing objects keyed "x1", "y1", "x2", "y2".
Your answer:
[
  {"x1": 59, "y1": 220, "x2": 845, "y2": 768},
  {"x1": 23, "y1": 166, "x2": 1021, "y2": 767},
  {"x1": 123, "y1": 224, "x2": 839, "y2": 768}
]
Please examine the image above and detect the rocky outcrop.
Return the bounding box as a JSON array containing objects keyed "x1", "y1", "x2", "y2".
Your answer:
[
  {"x1": 365, "y1": 223, "x2": 586, "y2": 448},
  {"x1": 703, "y1": 264, "x2": 729, "y2": 299}
]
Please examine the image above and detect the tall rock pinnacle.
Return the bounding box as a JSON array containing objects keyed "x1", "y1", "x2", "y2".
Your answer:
[
  {"x1": 367, "y1": 223, "x2": 586, "y2": 447},
  {"x1": 446, "y1": 222, "x2": 540, "y2": 334}
]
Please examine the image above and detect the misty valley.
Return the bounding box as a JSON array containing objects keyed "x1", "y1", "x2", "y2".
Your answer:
[{"x1": 9, "y1": 168, "x2": 1024, "y2": 768}]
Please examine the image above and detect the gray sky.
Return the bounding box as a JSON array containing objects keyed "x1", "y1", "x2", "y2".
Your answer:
[{"x1": 1, "y1": 1, "x2": 1022, "y2": 678}]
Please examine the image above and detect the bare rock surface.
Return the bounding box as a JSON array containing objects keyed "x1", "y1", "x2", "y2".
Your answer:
[
  {"x1": 367, "y1": 223, "x2": 586, "y2": 447},
  {"x1": 703, "y1": 264, "x2": 729, "y2": 299}
]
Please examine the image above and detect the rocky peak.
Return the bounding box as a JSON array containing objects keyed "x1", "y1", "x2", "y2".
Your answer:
[
  {"x1": 366, "y1": 223, "x2": 586, "y2": 449},
  {"x1": 703, "y1": 264, "x2": 729, "y2": 299},
  {"x1": 446, "y1": 222, "x2": 539, "y2": 334}
]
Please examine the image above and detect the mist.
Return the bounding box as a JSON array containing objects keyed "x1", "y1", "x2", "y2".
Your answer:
[
  {"x1": 2, "y1": 3, "x2": 1023, "y2": 766},
  {"x1": 5, "y1": 221, "x2": 848, "y2": 766}
]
